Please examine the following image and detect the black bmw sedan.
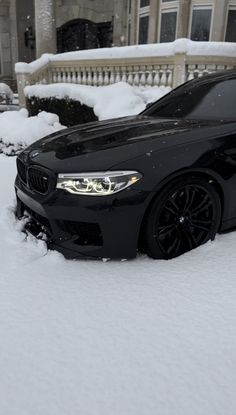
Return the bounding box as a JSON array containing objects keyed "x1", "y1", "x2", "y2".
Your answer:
[{"x1": 15, "y1": 70, "x2": 236, "y2": 260}]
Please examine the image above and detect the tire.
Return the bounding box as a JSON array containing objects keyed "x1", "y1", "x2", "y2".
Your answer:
[{"x1": 142, "y1": 176, "x2": 221, "y2": 259}]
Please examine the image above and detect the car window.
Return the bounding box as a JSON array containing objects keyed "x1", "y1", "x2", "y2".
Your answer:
[{"x1": 144, "y1": 77, "x2": 236, "y2": 121}]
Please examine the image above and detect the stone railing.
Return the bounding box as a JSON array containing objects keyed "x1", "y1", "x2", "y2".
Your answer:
[{"x1": 15, "y1": 39, "x2": 236, "y2": 107}]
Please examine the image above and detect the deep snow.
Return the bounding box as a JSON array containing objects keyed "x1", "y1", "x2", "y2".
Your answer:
[{"x1": 1, "y1": 154, "x2": 236, "y2": 415}]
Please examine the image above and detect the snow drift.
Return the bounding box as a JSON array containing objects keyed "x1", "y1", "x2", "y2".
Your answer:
[{"x1": 0, "y1": 109, "x2": 66, "y2": 155}]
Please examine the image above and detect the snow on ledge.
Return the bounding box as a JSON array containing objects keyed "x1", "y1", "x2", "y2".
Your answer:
[{"x1": 15, "y1": 38, "x2": 236, "y2": 74}]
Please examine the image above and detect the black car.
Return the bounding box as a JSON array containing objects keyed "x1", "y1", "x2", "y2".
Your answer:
[{"x1": 15, "y1": 70, "x2": 236, "y2": 260}]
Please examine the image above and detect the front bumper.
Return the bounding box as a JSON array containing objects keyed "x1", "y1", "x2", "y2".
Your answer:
[{"x1": 15, "y1": 175, "x2": 152, "y2": 259}]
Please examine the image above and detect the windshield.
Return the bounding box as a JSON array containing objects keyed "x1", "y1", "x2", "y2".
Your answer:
[{"x1": 143, "y1": 77, "x2": 236, "y2": 121}]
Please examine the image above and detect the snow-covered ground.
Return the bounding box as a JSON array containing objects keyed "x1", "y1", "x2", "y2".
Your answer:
[
  {"x1": 1, "y1": 81, "x2": 236, "y2": 414},
  {"x1": 1, "y1": 155, "x2": 236, "y2": 414}
]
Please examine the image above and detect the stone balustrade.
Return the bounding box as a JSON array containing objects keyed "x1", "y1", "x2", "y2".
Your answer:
[{"x1": 15, "y1": 41, "x2": 236, "y2": 107}]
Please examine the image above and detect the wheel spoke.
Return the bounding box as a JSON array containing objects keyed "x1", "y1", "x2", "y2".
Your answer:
[
  {"x1": 169, "y1": 196, "x2": 179, "y2": 211},
  {"x1": 191, "y1": 195, "x2": 212, "y2": 216},
  {"x1": 164, "y1": 205, "x2": 177, "y2": 216},
  {"x1": 186, "y1": 230, "x2": 198, "y2": 250},
  {"x1": 191, "y1": 219, "x2": 212, "y2": 231},
  {"x1": 158, "y1": 224, "x2": 176, "y2": 238},
  {"x1": 183, "y1": 186, "x2": 197, "y2": 213},
  {"x1": 191, "y1": 223, "x2": 210, "y2": 232},
  {"x1": 171, "y1": 237, "x2": 182, "y2": 256},
  {"x1": 167, "y1": 235, "x2": 181, "y2": 255}
]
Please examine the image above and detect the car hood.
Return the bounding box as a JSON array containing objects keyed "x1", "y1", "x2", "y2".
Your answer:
[{"x1": 22, "y1": 115, "x2": 231, "y2": 173}]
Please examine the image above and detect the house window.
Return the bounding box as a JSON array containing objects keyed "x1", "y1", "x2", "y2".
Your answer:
[
  {"x1": 225, "y1": 9, "x2": 236, "y2": 42},
  {"x1": 128, "y1": 0, "x2": 131, "y2": 14},
  {"x1": 139, "y1": 15, "x2": 149, "y2": 43},
  {"x1": 127, "y1": 0, "x2": 131, "y2": 45},
  {"x1": 160, "y1": 11, "x2": 177, "y2": 42},
  {"x1": 138, "y1": 0, "x2": 150, "y2": 44},
  {"x1": 140, "y1": 0, "x2": 150, "y2": 7},
  {"x1": 190, "y1": 7, "x2": 212, "y2": 41}
]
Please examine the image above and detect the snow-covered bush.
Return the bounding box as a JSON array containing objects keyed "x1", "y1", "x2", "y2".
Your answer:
[
  {"x1": 0, "y1": 109, "x2": 66, "y2": 156},
  {"x1": 0, "y1": 83, "x2": 14, "y2": 105},
  {"x1": 25, "y1": 82, "x2": 170, "y2": 124},
  {"x1": 27, "y1": 95, "x2": 98, "y2": 127}
]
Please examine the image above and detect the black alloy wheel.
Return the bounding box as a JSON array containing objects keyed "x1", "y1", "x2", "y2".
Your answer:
[{"x1": 143, "y1": 176, "x2": 221, "y2": 259}]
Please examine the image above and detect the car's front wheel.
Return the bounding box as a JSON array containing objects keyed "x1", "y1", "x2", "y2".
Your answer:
[{"x1": 143, "y1": 176, "x2": 221, "y2": 259}]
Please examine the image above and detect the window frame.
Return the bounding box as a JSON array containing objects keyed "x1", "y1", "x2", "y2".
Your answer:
[
  {"x1": 224, "y1": 1, "x2": 236, "y2": 42},
  {"x1": 188, "y1": 2, "x2": 214, "y2": 42},
  {"x1": 158, "y1": 0, "x2": 179, "y2": 43},
  {"x1": 127, "y1": 0, "x2": 132, "y2": 45},
  {"x1": 137, "y1": 0, "x2": 150, "y2": 44},
  {"x1": 0, "y1": 48, "x2": 2, "y2": 76}
]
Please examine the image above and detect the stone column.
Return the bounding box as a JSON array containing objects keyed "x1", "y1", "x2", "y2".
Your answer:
[
  {"x1": 0, "y1": 1, "x2": 12, "y2": 77},
  {"x1": 211, "y1": 0, "x2": 227, "y2": 41},
  {"x1": 113, "y1": 0, "x2": 128, "y2": 46},
  {"x1": 148, "y1": 0, "x2": 160, "y2": 43},
  {"x1": 176, "y1": 0, "x2": 191, "y2": 39},
  {"x1": 35, "y1": 0, "x2": 57, "y2": 58},
  {"x1": 130, "y1": 0, "x2": 138, "y2": 45}
]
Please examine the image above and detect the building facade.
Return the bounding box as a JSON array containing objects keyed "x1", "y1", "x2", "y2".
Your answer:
[
  {"x1": 1, "y1": 0, "x2": 236, "y2": 85},
  {"x1": 128, "y1": 0, "x2": 236, "y2": 46}
]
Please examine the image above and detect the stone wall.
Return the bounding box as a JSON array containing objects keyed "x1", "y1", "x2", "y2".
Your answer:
[
  {"x1": 16, "y1": 0, "x2": 35, "y2": 63},
  {"x1": 0, "y1": 0, "x2": 13, "y2": 78},
  {"x1": 55, "y1": 0, "x2": 114, "y2": 28}
]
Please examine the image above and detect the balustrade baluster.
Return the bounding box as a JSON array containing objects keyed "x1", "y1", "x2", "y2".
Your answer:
[
  {"x1": 81, "y1": 69, "x2": 87, "y2": 85},
  {"x1": 93, "y1": 69, "x2": 98, "y2": 86},
  {"x1": 127, "y1": 68, "x2": 133, "y2": 85},
  {"x1": 77, "y1": 70, "x2": 82, "y2": 84},
  {"x1": 110, "y1": 69, "x2": 115, "y2": 84},
  {"x1": 57, "y1": 69, "x2": 62, "y2": 83},
  {"x1": 121, "y1": 66, "x2": 127, "y2": 83},
  {"x1": 153, "y1": 67, "x2": 160, "y2": 86},
  {"x1": 115, "y1": 67, "x2": 121, "y2": 83},
  {"x1": 98, "y1": 68, "x2": 103, "y2": 86},
  {"x1": 146, "y1": 66, "x2": 153, "y2": 87},
  {"x1": 62, "y1": 69, "x2": 67, "y2": 83},
  {"x1": 167, "y1": 66, "x2": 173, "y2": 87},
  {"x1": 71, "y1": 69, "x2": 76, "y2": 83},
  {"x1": 187, "y1": 64, "x2": 195, "y2": 81},
  {"x1": 87, "y1": 69, "x2": 92, "y2": 85},
  {"x1": 52, "y1": 69, "x2": 57, "y2": 83},
  {"x1": 160, "y1": 65, "x2": 167, "y2": 86},
  {"x1": 104, "y1": 69, "x2": 109, "y2": 85},
  {"x1": 67, "y1": 70, "x2": 72, "y2": 83},
  {"x1": 140, "y1": 66, "x2": 146, "y2": 86}
]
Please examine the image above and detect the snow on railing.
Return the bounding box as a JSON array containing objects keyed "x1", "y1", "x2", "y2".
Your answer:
[{"x1": 15, "y1": 39, "x2": 236, "y2": 107}]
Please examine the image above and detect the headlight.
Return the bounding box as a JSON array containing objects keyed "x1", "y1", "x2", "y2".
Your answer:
[{"x1": 56, "y1": 171, "x2": 142, "y2": 196}]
